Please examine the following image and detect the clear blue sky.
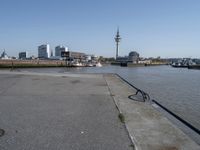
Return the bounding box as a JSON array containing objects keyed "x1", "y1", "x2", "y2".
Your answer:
[{"x1": 0, "y1": 0, "x2": 200, "y2": 58}]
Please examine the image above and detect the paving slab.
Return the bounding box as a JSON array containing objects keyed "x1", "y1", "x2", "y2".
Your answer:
[
  {"x1": 104, "y1": 74, "x2": 200, "y2": 150},
  {"x1": 0, "y1": 71, "x2": 132, "y2": 150}
]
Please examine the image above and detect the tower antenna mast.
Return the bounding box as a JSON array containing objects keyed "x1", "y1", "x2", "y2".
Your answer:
[{"x1": 115, "y1": 27, "x2": 121, "y2": 59}]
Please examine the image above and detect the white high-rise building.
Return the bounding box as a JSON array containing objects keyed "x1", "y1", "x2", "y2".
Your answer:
[
  {"x1": 55, "y1": 45, "x2": 68, "y2": 57},
  {"x1": 38, "y1": 44, "x2": 51, "y2": 58}
]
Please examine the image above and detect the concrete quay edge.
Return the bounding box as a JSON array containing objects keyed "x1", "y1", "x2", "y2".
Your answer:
[{"x1": 104, "y1": 74, "x2": 200, "y2": 150}]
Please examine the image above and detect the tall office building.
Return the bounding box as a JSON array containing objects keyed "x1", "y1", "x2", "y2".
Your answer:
[
  {"x1": 19, "y1": 51, "x2": 28, "y2": 59},
  {"x1": 38, "y1": 44, "x2": 51, "y2": 58},
  {"x1": 55, "y1": 45, "x2": 68, "y2": 57}
]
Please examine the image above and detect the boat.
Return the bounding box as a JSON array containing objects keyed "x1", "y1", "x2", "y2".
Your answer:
[
  {"x1": 188, "y1": 65, "x2": 200, "y2": 70},
  {"x1": 171, "y1": 63, "x2": 188, "y2": 68},
  {"x1": 72, "y1": 62, "x2": 84, "y2": 67},
  {"x1": 171, "y1": 58, "x2": 196, "y2": 68},
  {"x1": 171, "y1": 60, "x2": 188, "y2": 68},
  {"x1": 95, "y1": 62, "x2": 102, "y2": 67},
  {"x1": 86, "y1": 63, "x2": 93, "y2": 67}
]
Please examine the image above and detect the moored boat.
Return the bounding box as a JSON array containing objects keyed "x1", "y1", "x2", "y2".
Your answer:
[
  {"x1": 171, "y1": 62, "x2": 188, "y2": 68},
  {"x1": 95, "y1": 62, "x2": 102, "y2": 67},
  {"x1": 72, "y1": 62, "x2": 84, "y2": 67},
  {"x1": 188, "y1": 65, "x2": 200, "y2": 69}
]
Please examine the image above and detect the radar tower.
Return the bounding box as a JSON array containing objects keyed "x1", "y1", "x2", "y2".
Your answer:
[{"x1": 115, "y1": 28, "x2": 121, "y2": 59}]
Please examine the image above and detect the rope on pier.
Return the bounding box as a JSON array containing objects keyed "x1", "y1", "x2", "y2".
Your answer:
[{"x1": 115, "y1": 73, "x2": 150, "y2": 102}]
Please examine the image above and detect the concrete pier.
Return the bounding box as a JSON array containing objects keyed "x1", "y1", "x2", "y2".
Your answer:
[
  {"x1": 0, "y1": 70, "x2": 199, "y2": 150},
  {"x1": 105, "y1": 74, "x2": 200, "y2": 150}
]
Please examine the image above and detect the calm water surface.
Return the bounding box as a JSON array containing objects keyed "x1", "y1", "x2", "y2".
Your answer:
[{"x1": 20, "y1": 65, "x2": 200, "y2": 130}]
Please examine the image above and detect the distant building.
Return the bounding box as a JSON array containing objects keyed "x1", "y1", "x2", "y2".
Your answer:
[
  {"x1": 138, "y1": 59, "x2": 152, "y2": 64},
  {"x1": 128, "y1": 51, "x2": 139, "y2": 63},
  {"x1": 116, "y1": 56, "x2": 129, "y2": 62},
  {"x1": 29, "y1": 55, "x2": 36, "y2": 60},
  {"x1": 84, "y1": 55, "x2": 92, "y2": 61},
  {"x1": 61, "y1": 51, "x2": 85, "y2": 60},
  {"x1": 19, "y1": 51, "x2": 28, "y2": 59},
  {"x1": 49, "y1": 56, "x2": 63, "y2": 60},
  {"x1": 116, "y1": 51, "x2": 140, "y2": 64},
  {"x1": 0, "y1": 50, "x2": 9, "y2": 59},
  {"x1": 38, "y1": 44, "x2": 51, "y2": 59},
  {"x1": 50, "y1": 49, "x2": 53, "y2": 57},
  {"x1": 55, "y1": 45, "x2": 68, "y2": 57}
]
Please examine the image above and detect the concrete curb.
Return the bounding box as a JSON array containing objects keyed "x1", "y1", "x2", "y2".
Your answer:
[
  {"x1": 104, "y1": 74, "x2": 200, "y2": 150},
  {"x1": 103, "y1": 75, "x2": 138, "y2": 150}
]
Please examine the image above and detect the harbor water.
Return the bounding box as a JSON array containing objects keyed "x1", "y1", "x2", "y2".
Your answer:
[{"x1": 19, "y1": 65, "x2": 200, "y2": 130}]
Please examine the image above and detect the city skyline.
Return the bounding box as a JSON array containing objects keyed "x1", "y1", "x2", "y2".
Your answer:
[{"x1": 0, "y1": 0, "x2": 200, "y2": 58}]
